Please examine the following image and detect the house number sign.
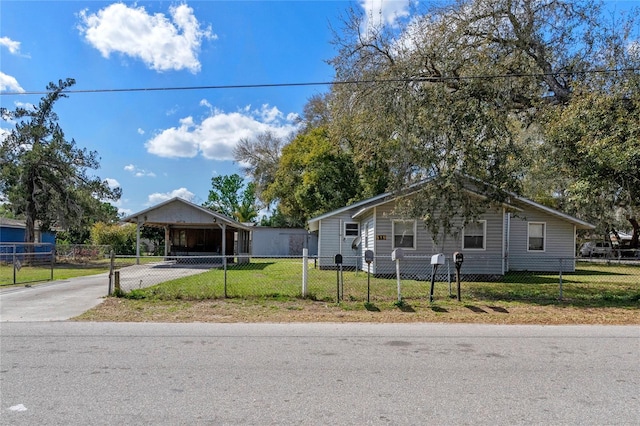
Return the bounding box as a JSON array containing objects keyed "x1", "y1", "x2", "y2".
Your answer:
[{"x1": 376, "y1": 235, "x2": 387, "y2": 240}]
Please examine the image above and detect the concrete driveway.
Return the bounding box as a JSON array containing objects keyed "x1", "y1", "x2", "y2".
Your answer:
[
  {"x1": 0, "y1": 262, "x2": 209, "y2": 322},
  {"x1": 0, "y1": 273, "x2": 110, "y2": 322}
]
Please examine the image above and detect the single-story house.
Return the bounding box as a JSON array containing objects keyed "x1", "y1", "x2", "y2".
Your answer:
[
  {"x1": 0, "y1": 217, "x2": 57, "y2": 244},
  {"x1": 249, "y1": 226, "x2": 318, "y2": 256},
  {"x1": 0, "y1": 217, "x2": 56, "y2": 261},
  {"x1": 307, "y1": 182, "x2": 595, "y2": 278},
  {"x1": 123, "y1": 198, "x2": 252, "y2": 262}
]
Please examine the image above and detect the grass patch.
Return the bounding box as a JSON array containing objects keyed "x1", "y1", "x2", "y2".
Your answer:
[{"x1": 0, "y1": 264, "x2": 109, "y2": 287}]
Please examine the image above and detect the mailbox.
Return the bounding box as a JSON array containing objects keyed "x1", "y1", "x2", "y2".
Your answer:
[
  {"x1": 364, "y1": 250, "x2": 374, "y2": 264},
  {"x1": 334, "y1": 254, "x2": 343, "y2": 265},
  {"x1": 391, "y1": 248, "x2": 404, "y2": 261},
  {"x1": 431, "y1": 253, "x2": 445, "y2": 265},
  {"x1": 453, "y1": 252, "x2": 464, "y2": 266}
]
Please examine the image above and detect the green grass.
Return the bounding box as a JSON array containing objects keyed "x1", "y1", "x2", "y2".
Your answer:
[
  {"x1": 115, "y1": 258, "x2": 640, "y2": 308},
  {"x1": 0, "y1": 263, "x2": 110, "y2": 286}
]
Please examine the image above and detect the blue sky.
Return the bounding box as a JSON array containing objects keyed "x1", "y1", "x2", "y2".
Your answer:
[
  {"x1": 1, "y1": 1, "x2": 638, "y2": 219},
  {"x1": 1, "y1": 0, "x2": 414, "y2": 217}
]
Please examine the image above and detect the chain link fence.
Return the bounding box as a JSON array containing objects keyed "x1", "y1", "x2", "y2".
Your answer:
[
  {"x1": 110, "y1": 253, "x2": 640, "y2": 303},
  {"x1": 0, "y1": 243, "x2": 112, "y2": 286}
]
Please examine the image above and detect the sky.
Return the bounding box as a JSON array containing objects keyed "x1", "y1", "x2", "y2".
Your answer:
[
  {"x1": 1, "y1": 1, "x2": 638, "y2": 219},
  {"x1": 0, "y1": 0, "x2": 414, "y2": 218}
]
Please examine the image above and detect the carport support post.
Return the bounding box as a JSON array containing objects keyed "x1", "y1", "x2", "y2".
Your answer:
[{"x1": 302, "y1": 248, "x2": 308, "y2": 297}]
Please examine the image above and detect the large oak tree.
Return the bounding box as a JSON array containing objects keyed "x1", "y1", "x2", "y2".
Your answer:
[{"x1": 1, "y1": 78, "x2": 121, "y2": 243}]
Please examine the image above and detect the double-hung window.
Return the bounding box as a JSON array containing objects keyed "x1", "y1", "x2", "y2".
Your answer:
[
  {"x1": 528, "y1": 222, "x2": 546, "y2": 251},
  {"x1": 392, "y1": 220, "x2": 416, "y2": 249},
  {"x1": 463, "y1": 220, "x2": 486, "y2": 250}
]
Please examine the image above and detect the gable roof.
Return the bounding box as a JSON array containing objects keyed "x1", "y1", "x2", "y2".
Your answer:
[
  {"x1": 122, "y1": 197, "x2": 251, "y2": 231},
  {"x1": 307, "y1": 180, "x2": 595, "y2": 230}
]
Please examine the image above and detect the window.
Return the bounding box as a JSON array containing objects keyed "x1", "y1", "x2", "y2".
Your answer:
[
  {"x1": 344, "y1": 222, "x2": 359, "y2": 237},
  {"x1": 528, "y1": 222, "x2": 545, "y2": 251},
  {"x1": 463, "y1": 220, "x2": 486, "y2": 250},
  {"x1": 393, "y1": 220, "x2": 416, "y2": 249}
]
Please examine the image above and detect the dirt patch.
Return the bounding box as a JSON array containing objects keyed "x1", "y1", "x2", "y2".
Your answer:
[{"x1": 74, "y1": 297, "x2": 640, "y2": 325}]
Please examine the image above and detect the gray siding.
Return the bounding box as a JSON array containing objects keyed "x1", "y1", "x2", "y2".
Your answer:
[
  {"x1": 371, "y1": 203, "x2": 505, "y2": 276},
  {"x1": 145, "y1": 199, "x2": 217, "y2": 224},
  {"x1": 251, "y1": 228, "x2": 317, "y2": 256},
  {"x1": 318, "y1": 211, "x2": 361, "y2": 267},
  {"x1": 508, "y1": 208, "x2": 576, "y2": 272}
]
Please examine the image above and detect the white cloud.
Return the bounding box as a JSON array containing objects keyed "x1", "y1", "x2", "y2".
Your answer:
[
  {"x1": 145, "y1": 104, "x2": 300, "y2": 161},
  {"x1": 0, "y1": 72, "x2": 25, "y2": 93},
  {"x1": 147, "y1": 187, "x2": 195, "y2": 205},
  {"x1": 360, "y1": 0, "x2": 412, "y2": 33},
  {"x1": 78, "y1": 3, "x2": 216, "y2": 73},
  {"x1": 105, "y1": 178, "x2": 120, "y2": 188},
  {"x1": 137, "y1": 128, "x2": 145, "y2": 135},
  {"x1": 124, "y1": 164, "x2": 155, "y2": 177},
  {"x1": 0, "y1": 37, "x2": 21, "y2": 55}
]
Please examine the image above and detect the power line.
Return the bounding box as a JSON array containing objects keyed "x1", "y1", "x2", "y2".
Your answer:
[{"x1": 1, "y1": 68, "x2": 638, "y2": 96}]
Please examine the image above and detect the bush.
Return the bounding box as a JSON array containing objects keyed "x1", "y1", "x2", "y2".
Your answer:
[{"x1": 90, "y1": 222, "x2": 137, "y2": 255}]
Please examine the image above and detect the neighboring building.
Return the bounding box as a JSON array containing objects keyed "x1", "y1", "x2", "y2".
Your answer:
[
  {"x1": 123, "y1": 198, "x2": 252, "y2": 261},
  {"x1": 307, "y1": 181, "x2": 594, "y2": 278},
  {"x1": 249, "y1": 226, "x2": 318, "y2": 256},
  {"x1": 0, "y1": 218, "x2": 56, "y2": 261},
  {"x1": 0, "y1": 217, "x2": 56, "y2": 245}
]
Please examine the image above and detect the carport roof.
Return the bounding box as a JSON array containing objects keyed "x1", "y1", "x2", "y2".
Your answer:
[{"x1": 122, "y1": 197, "x2": 251, "y2": 231}]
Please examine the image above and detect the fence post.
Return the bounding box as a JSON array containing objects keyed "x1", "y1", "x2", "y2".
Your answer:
[
  {"x1": 12, "y1": 245, "x2": 17, "y2": 285},
  {"x1": 50, "y1": 246, "x2": 55, "y2": 281},
  {"x1": 302, "y1": 248, "x2": 308, "y2": 297},
  {"x1": 558, "y1": 258, "x2": 563, "y2": 300},
  {"x1": 108, "y1": 250, "x2": 114, "y2": 295},
  {"x1": 223, "y1": 255, "x2": 228, "y2": 298}
]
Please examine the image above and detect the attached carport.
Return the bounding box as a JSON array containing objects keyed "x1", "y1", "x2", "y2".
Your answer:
[{"x1": 122, "y1": 197, "x2": 252, "y2": 263}]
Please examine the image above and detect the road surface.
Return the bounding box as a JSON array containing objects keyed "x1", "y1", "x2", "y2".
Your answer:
[{"x1": 1, "y1": 322, "x2": 638, "y2": 425}]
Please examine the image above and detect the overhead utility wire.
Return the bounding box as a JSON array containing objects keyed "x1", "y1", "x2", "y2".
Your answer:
[{"x1": 1, "y1": 67, "x2": 638, "y2": 96}]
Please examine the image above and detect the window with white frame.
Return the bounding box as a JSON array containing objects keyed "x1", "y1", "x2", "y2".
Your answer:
[
  {"x1": 528, "y1": 222, "x2": 546, "y2": 251},
  {"x1": 463, "y1": 220, "x2": 486, "y2": 250},
  {"x1": 392, "y1": 220, "x2": 416, "y2": 249},
  {"x1": 344, "y1": 222, "x2": 359, "y2": 237}
]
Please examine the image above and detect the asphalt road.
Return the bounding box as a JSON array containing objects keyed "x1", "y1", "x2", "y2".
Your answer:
[{"x1": 1, "y1": 322, "x2": 638, "y2": 425}]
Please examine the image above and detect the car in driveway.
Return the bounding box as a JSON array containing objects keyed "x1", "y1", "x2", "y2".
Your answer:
[{"x1": 579, "y1": 241, "x2": 613, "y2": 257}]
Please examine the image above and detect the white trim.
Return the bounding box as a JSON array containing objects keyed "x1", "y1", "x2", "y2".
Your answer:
[
  {"x1": 462, "y1": 220, "x2": 486, "y2": 251},
  {"x1": 392, "y1": 219, "x2": 417, "y2": 250},
  {"x1": 527, "y1": 222, "x2": 546, "y2": 252},
  {"x1": 344, "y1": 221, "x2": 360, "y2": 237}
]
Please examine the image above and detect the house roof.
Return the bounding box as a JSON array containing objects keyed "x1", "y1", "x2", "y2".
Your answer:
[
  {"x1": 307, "y1": 179, "x2": 595, "y2": 230},
  {"x1": 122, "y1": 197, "x2": 252, "y2": 231},
  {"x1": 0, "y1": 217, "x2": 51, "y2": 231}
]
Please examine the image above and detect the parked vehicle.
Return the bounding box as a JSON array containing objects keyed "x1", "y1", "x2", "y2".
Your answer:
[{"x1": 579, "y1": 241, "x2": 613, "y2": 257}]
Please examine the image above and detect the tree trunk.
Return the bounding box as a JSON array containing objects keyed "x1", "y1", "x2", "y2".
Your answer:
[{"x1": 629, "y1": 217, "x2": 639, "y2": 249}]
